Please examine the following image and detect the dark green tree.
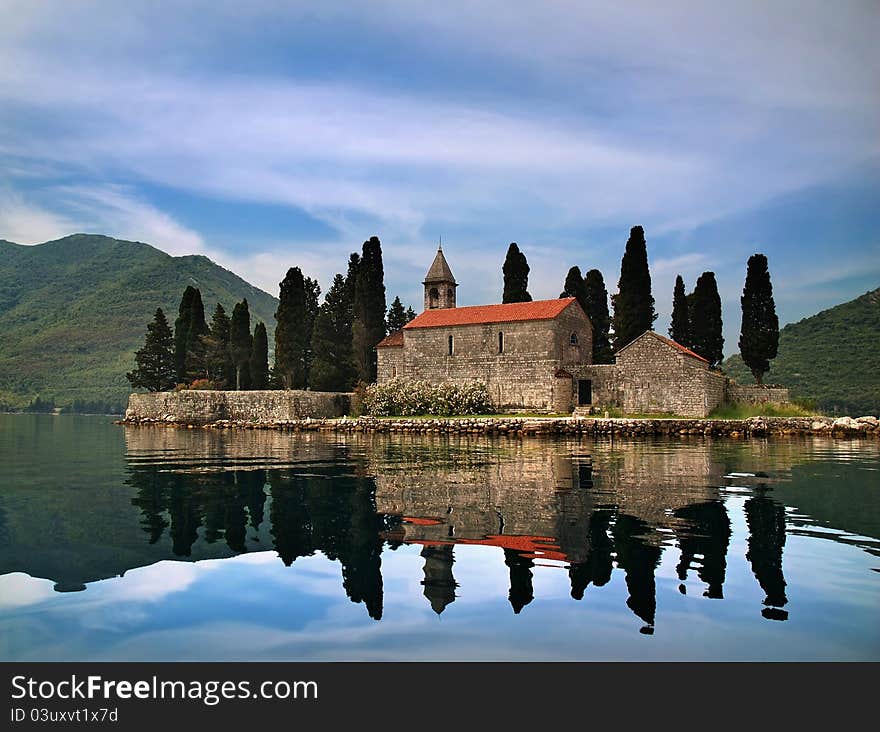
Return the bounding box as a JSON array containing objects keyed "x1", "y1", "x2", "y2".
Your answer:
[
  {"x1": 502, "y1": 242, "x2": 532, "y2": 303},
  {"x1": 173, "y1": 286, "x2": 197, "y2": 382},
  {"x1": 560, "y1": 266, "x2": 589, "y2": 315},
  {"x1": 310, "y1": 275, "x2": 358, "y2": 391},
  {"x1": 230, "y1": 299, "x2": 253, "y2": 390},
  {"x1": 183, "y1": 288, "x2": 209, "y2": 381},
  {"x1": 689, "y1": 271, "x2": 724, "y2": 367},
  {"x1": 127, "y1": 308, "x2": 176, "y2": 392},
  {"x1": 405, "y1": 305, "x2": 416, "y2": 322},
  {"x1": 249, "y1": 321, "x2": 269, "y2": 390},
  {"x1": 611, "y1": 226, "x2": 657, "y2": 350},
  {"x1": 352, "y1": 236, "x2": 387, "y2": 383},
  {"x1": 584, "y1": 269, "x2": 613, "y2": 363},
  {"x1": 274, "y1": 267, "x2": 314, "y2": 389},
  {"x1": 669, "y1": 274, "x2": 690, "y2": 346},
  {"x1": 203, "y1": 303, "x2": 234, "y2": 387},
  {"x1": 386, "y1": 296, "x2": 411, "y2": 333},
  {"x1": 739, "y1": 254, "x2": 779, "y2": 385}
]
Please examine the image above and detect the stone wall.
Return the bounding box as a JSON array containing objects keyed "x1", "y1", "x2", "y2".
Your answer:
[
  {"x1": 125, "y1": 390, "x2": 351, "y2": 424},
  {"x1": 384, "y1": 301, "x2": 593, "y2": 411},
  {"x1": 376, "y1": 345, "x2": 404, "y2": 382},
  {"x1": 726, "y1": 383, "x2": 790, "y2": 405}
]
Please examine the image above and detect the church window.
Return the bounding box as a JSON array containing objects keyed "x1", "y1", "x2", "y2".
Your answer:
[
  {"x1": 429, "y1": 288, "x2": 439, "y2": 309},
  {"x1": 498, "y1": 331, "x2": 504, "y2": 353},
  {"x1": 448, "y1": 335, "x2": 454, "y2": 355},
  {"x1": 570, "y1": 332, "x2": 579, "y2": 346}
]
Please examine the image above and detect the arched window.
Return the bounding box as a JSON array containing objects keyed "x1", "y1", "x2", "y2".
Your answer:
[
  {"x1": 392, "y1": 366, "x2": 397, "y2": 377},
  {"x1": 429, "y1": 287, "x2": 439, "y2": 308},
  {"x1": 448, "y1": 335, "x2": 454, "y2": 355},
  {"x1": 498, "y1": 331, "x2": 504, "y2": 353},
  {"x1": 446, "y1": 288, "x2": 454, "y2": 303},
  {"x1": 570, "y1": 332, "x2": 579, "y2": 346}
]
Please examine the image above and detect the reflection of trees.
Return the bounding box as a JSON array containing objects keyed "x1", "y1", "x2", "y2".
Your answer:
[
  {"x1": 674, "y1": 500, "x2": 731, "y2": 599},
  {"x1": 745, "y1": 493, "x2": 788, "y2": 621},
  {"x1": 612, "y1": 514, "x2": 662, "y2": 631},
  {"x1": 268, "y1": 470, "x2": 391, "y2": 620},
  {"x1": 421, "y1": 545, "x2": 457, "y2": 614},
  {"x1": 569, "y1": 509, "x2": 615, "y2": 600},
  {"x1": 504, "y1": 549, "x2": 534, "y2": 614}
]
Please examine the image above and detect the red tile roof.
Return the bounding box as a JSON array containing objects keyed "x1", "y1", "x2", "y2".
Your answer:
[
  {"x1": 652, "y1": 332, "x2": 709, "y2": 363},
  {"x1": 404, "y1": 297, "x2": 577, "y2": 329},
  {"x1": 376, "y1": 329, "x2": 404, "y2": 348}
]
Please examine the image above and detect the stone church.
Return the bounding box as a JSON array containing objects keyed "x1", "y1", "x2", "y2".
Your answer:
[{"x1": 376, "y1": 247, "x2": 786, "y2": 417}]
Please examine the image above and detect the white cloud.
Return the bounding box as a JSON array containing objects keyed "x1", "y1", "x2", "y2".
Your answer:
[{"x1": 0, "y1": 190, "x2": 78, "y2": 244}]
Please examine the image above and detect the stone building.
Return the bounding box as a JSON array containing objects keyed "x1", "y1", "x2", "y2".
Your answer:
[{"x1": 376, "y1": 247, "x2": 787, "y2": 417}]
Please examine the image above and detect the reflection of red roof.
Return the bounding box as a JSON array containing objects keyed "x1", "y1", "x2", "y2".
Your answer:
[
  {"x1": 619, "y1": 331, "x2": 709, "y2": 364},
  {"x1": 376, "y1": 330, "x2": 404, "y2": 348},
  {"x1": 409, "y1": 534, "x2": 568, "y2": 563},
  {"x1": 404, "y1": 298, "x2": 577, "y2": 329}
]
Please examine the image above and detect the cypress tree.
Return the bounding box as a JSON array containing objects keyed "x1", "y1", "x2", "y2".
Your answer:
[
  {"x1": 203, "y1": 303, "x2": 234, "y2": 387},
  {"x1": 249, "y1": 322, "x2": 269, "y2": 390},
  {"x1": 560, "y1": 266, "x2": 589, "y2": 316},
  {"x1": 183, "y1": 288, "x2": 209, "y2": 382},
  {"x1": 669, "y1": 274, "x2": 690, "y2": 346},
  {"x1": 502, "y1": 243, "x2": 532, "y2": 303},
  {"x1": 386, "y1": 296, "x2": 410, "y2": 333},
  {"x1": 127, "y1": 308, "x2": 176, "y2": 392},
  {"x1": 303, "y1": 276, "x2": 321, "y2": 385},
  {"x1": 310, "y1": 275, "x2": 358, "y2": 391},
  {"x1": 611, "y1": 225, "x2": 657, "y2": 350},
  {"x1": 739, "y1": 254, "x2": 779, "y2": 385},
  {"x1": 352, "y1": 236, "x2": 387, "y2": 383},
  {"x1": 173, "y1": 286, "x2": 197, "y2": 383},
  {"x1": 230, "y1": 299, "x2": 253, "y2": 390},
  {"x1": 405, "y1": 306, "x2": 416, "y2": 322},
  {"x1": 274, "y1": 267, "x2": 312, "y2": 389},
  {"x1": 689, "y1": 271, "x2": 724, "y2": 367},
  {"x1": 584, "y1": 269, "x2": 613, "y2": 364}
]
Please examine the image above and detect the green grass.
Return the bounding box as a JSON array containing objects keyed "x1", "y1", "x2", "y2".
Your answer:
[{"x1": 708, "y1": 402, "x2": 819, "y2": 419}]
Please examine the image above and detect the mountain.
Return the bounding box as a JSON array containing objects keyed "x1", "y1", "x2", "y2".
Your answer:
[
  {"x1": 723, "y1": 287, "x2": 880, "y2": 415},
  {"x1": 0, "y1": 234, "x2": 279, "y2": 412}
]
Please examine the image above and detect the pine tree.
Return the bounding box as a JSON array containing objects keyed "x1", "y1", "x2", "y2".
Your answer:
[
  {"x1": 405, "y1": 306, "x2": 416, "y2": 322},
  {"x1": 669, "y1": 274, "x2": 690, "y2": 347},
  {"x1": 183, "y1": 288, "x2": 208, "y2": 381},
  {"x1": 502, "y1": 243, "x2": 532, "y2": 303},
  {"x1": 584, "y1": 269, "x2": 613, "y2": 364},
  {"x1": 611, "y1": 225, "x2": 657, "y2": 350},
  {"x1": 203, "y1": 303, "x2": 234, "y2": 387},
  {"x1": 352, "y1": 236, "x2": 387, "y2": 383},
  {"x1": 689, "y1": 271, "x2": 724, "y2": 367},
  {"x1": 274, "y1": 267, "x2": 313, "y2": 389},
  {"x1": 173, "y1": 286, "x2": 197, "y2": 383},
  {"x1": 739, "y1": 254, "x2": 779, "y2": 385},
  {"x1": 230, "y1": 299, "x2": 253, "y2": 390},
  {"x1": 560, "y1": 266, "x2": 589, "y2": 315},
  {"x1": 249, "y1": 321, "x2": 269, "y2": 390},
  {"x1": 127, "y1": 308, "x2": 176, "y2": 392},
  {"x1": 303, "y1": 276, "x2": 321, "y2": 385},
  {"x1": 386, "y1": 296, "x2": 410, "y2": 333}
]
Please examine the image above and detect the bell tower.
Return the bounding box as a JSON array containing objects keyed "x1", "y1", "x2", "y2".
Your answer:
[{"x1": 423, "y1": 243, "x2": 457, "y2": 310}]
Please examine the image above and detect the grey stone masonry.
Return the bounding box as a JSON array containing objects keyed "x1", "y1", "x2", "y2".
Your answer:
[{"x1": 125, "y1": 390, "x2": 351, "y2": 424}]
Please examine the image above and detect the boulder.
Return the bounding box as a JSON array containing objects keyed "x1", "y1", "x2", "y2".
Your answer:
[{"x1": 832, "y1": 416, "x2": 859, "y2": 431}]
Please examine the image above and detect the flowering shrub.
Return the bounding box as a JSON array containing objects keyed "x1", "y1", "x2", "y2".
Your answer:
[{"x1": 363, "y1": 379, "x2": 494, "y2": 416}]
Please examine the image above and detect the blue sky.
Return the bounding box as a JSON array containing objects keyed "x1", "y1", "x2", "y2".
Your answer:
[{"x1": 1, "y1": 1, "x2": 878, "y2": 353}]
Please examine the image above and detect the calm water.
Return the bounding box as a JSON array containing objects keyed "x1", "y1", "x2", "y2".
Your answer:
[{"x1": 0, "y1": 414, "x2": 878, "y2": 661}]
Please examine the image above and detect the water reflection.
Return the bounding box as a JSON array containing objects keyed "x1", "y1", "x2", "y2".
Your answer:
[{"x1": 2, "y1": 421, "x2": 879, "y2": 638}]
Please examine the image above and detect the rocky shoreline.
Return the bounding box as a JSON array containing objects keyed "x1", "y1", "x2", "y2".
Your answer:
[{"x1": 118, "y1": 414, "x2": 879, "y2": 438}]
